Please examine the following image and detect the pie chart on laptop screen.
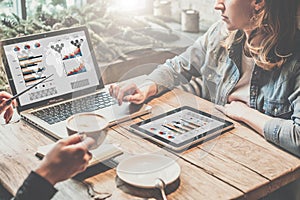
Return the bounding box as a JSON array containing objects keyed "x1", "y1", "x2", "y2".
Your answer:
[{"x1": 116, "y1": 154, "x2": 181, "y2": 188}]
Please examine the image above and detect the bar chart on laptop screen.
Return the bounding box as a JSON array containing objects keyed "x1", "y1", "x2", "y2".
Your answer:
[{"x1": 15, "y1": 43, "x2": 46, "y2": 86}]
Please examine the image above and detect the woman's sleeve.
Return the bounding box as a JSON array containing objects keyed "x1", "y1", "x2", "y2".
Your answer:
[
  {"x1": 263, "y1": 62, "x2": 300, "y2": 157},
  {"x1": 147, "y1": 21, "x2": 225, "y2": 95}
]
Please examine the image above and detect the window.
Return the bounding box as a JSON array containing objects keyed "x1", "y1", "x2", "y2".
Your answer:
[
  {"x1": 0, "y1": 0, "x2": 17, "y2": 16},
  {"x1": 0, "y1": 0, "x2": 87, "y2": 19}
]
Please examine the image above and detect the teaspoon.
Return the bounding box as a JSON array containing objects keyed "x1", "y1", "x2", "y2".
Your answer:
[{"x1": 155, "y1": 178, "x2": 167, "y2": 200}]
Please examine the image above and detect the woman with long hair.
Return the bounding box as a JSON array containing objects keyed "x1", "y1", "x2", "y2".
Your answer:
[{"x1": 110, "y1": 0, "x2": 300, "y2": 157}]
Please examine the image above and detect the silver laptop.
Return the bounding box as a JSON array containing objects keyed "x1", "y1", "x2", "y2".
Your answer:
[{"x1": 0, "y1": 26, "x2": 151, "y2": 139}]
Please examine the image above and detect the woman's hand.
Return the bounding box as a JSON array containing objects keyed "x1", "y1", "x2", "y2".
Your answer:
[
  {"x1": 215, "y1": 101, "x2": 250, "y2": 121},
  {"x1": 0, "y1": 91, "x2": 17, "y2": 123},
  {"x1": 215, "y1": 101, "x2": 273, "y2": 135},
  {"x1": 109, "y1": 80, "x2": 157, "y2": 105},
  {"x1": 35, "y1": 134, "x2": 93, "y2": 185}
]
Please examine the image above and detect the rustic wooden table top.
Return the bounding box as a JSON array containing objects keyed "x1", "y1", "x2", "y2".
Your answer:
[{"x1": 0, "y1": 88, "x2": 299, "y2": 200}]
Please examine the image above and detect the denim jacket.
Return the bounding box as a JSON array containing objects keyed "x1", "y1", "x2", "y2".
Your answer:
[{"x1": 148, "y1": 21, "x2": 300, "y2": 157}]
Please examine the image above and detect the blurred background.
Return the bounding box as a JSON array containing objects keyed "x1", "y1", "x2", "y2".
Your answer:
[{"x1": 0, "y1": 0, "x2": 220, "y2": 89}]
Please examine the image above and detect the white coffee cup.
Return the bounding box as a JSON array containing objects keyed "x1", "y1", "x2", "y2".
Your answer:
[{"x1": 66, "y1": 113, "x2": 109, "y2": 150}]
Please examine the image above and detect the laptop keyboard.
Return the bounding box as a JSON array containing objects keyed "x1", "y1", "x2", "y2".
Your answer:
[{"x1": 32, "y1": 92, "x2": 117, "y2": 125}]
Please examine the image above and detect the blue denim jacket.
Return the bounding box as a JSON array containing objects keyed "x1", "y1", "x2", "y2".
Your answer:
[{"x1": 148, "y1": 21, "x2": 300, "y2": 157}]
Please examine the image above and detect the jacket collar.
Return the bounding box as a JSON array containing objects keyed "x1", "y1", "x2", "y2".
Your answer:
[{"x1": 228, "y1": 30, "x2": 244, "y2": 70}]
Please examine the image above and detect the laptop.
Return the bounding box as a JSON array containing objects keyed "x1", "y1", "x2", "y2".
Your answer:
[{"x1": 0, "y1": 26, "x2": 151, "y2": 139}]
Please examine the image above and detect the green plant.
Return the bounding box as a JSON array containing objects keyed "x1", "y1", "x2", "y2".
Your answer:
[{"x1": 0, "y1": 0, "x2": 180, "y2": 89}]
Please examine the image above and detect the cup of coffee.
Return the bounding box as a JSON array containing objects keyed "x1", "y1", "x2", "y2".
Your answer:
[{"x1": 66, "y1": 113, "x2": 109, "y2": 150}]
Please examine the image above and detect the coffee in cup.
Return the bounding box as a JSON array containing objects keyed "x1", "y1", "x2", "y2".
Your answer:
[{"x1": 66, "y1": 113, "x2": 109, "y2": 150}]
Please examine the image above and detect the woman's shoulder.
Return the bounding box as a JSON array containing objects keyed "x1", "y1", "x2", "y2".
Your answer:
[
  {"x1": 198, "y1": 20, "x2": 229, "y2": 50},
  {"x1": 206, "y1": 20, "x2": 229, "y2": 39}
]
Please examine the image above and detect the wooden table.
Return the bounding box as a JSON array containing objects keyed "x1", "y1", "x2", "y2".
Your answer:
[{"x1": 0, "y1": 88, "x2": 299, "y2": 199}]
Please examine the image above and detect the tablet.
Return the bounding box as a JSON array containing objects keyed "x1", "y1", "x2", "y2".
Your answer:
[{"x1": 130, "y1": 106, "x2": 234, "y2": 151}]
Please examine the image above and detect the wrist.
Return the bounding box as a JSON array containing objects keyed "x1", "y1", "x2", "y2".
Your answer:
[
  {"x1": 35, "y1": 166, "x2": 58, "y2": 185},
  {"x1": 140, "y1": 80, "x2": 157, "y2": 99},
  {"x1": 240, "y1": 108, "x2": 273, "y2": 135}
]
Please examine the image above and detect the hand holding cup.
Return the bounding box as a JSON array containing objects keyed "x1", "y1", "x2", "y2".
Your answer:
[{"x1": 66, "y1": 113, "x2": 109, "y2": 150}]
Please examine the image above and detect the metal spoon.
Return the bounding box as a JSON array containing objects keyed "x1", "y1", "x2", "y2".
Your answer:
[
  {"x1": 84, "y1": 181, "x2": 112, "y2": 200},
  {"x1": 155, "y1": 178, "x2": 167, "y2": 200}
]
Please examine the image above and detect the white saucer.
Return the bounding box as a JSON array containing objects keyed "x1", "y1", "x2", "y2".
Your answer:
[{"x1": 116, "y1": 154, "x2": 181, "y2": 188}]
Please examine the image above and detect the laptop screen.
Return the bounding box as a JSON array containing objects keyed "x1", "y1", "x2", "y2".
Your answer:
[{"x1": 1, "y1": 26, "x2": 103, "y2": 109}]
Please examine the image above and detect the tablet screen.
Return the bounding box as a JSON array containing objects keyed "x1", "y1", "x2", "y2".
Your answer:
[{"x1": 130, "y1": 106, "x2": 234, "y2": 150}]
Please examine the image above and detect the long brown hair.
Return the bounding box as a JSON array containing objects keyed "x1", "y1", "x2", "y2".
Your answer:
[{"x1": 225, "y1": 0, "x2": 299, "y2": 70}]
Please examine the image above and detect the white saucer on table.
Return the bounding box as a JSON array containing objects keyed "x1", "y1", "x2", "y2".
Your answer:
[{"x1": 116, "y1": 154, "x2": 181, "y2": 188}]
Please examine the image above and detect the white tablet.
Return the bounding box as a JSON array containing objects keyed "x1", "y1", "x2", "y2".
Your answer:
[{"x1": 130, "y1": 106, "x2": 234, "y2": 152}]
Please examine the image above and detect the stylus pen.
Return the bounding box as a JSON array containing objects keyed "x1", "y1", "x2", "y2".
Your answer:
[{"x1": 5, "y1": 74, "x2": 54, "y2": 106}]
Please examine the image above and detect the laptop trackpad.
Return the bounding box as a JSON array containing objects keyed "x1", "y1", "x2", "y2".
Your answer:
[{"x1": 95, "y1": 103, "x2": 151, "y2": 125}]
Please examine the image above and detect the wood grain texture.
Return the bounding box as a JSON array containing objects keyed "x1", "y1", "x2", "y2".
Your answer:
[{"x1": 0, "y1": 89, "x2": 299, "y2": 200}]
